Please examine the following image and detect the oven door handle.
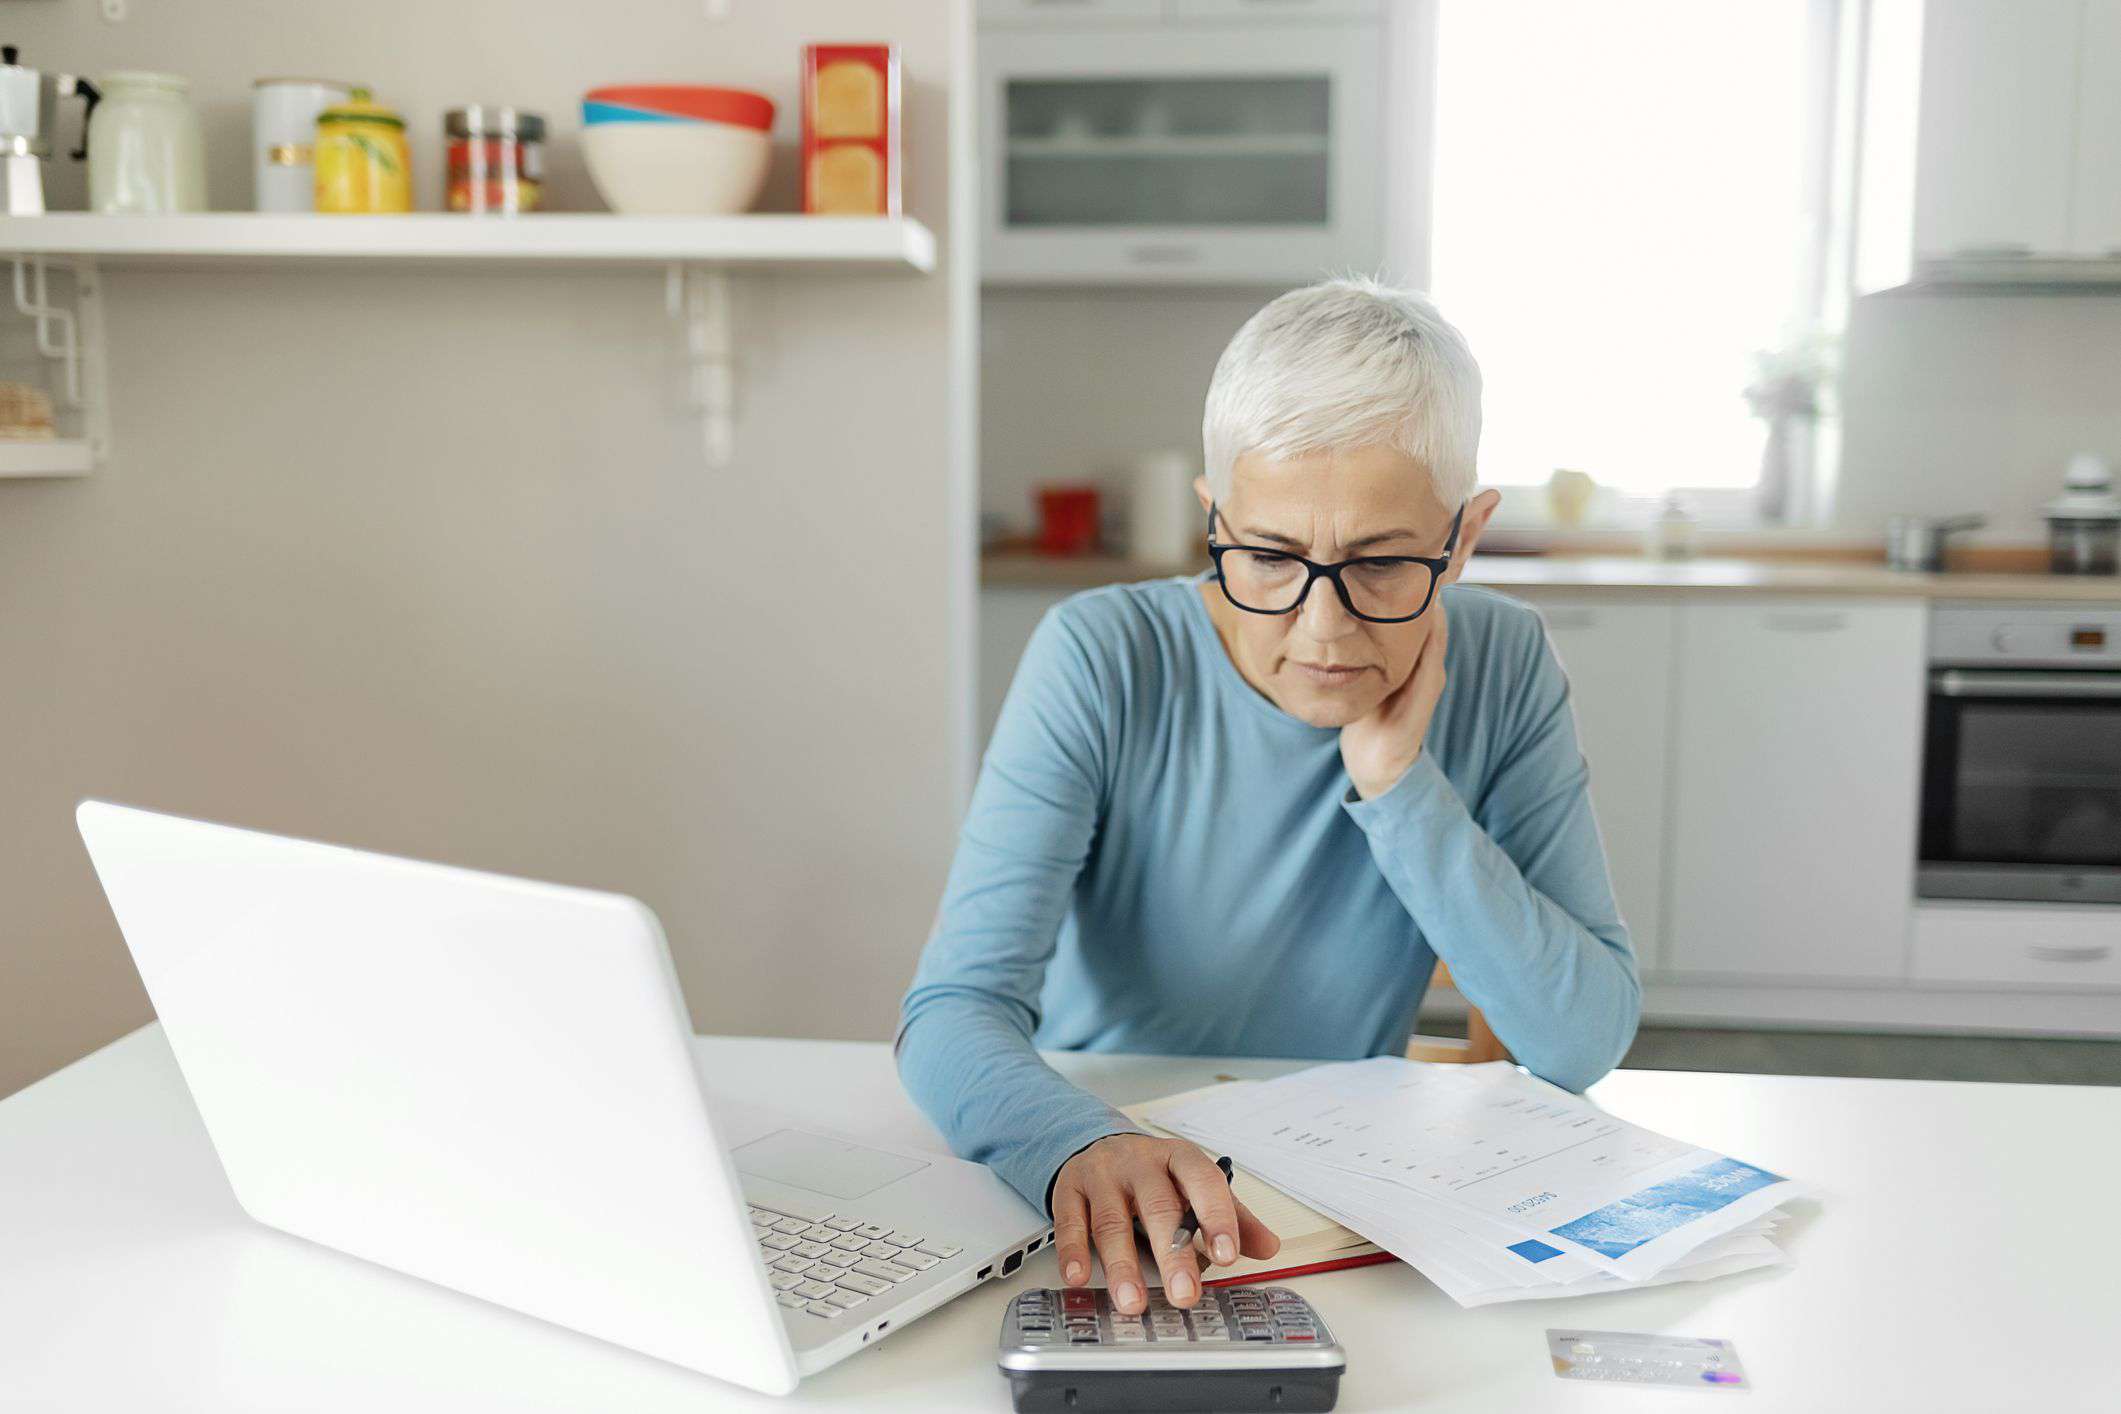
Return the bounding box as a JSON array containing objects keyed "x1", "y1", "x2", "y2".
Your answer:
[{"x1": 1931, "y1": 669, "x2": 2121, "y2": 699}]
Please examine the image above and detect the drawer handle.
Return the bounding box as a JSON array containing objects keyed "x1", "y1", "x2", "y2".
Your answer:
[
  {"x1": 1761, "y1": 610, "x2": 1848, "y2": 633},
  {"x1": 1126, "y1": 243, "x2": 1203, "y2": 265},
  {"x1": 2027, "y1": 944, "x2": 2112, "y2": 963}
]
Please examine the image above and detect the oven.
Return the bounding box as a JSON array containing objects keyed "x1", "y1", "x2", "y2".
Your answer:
[{"x1": 1920, "y1": 605, "x2": 2121, "y2": 904}]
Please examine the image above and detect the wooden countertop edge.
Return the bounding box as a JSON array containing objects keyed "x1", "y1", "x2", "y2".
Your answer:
[{"x1": 980, "y1": 551, "x2": 2121, "y2": 602}]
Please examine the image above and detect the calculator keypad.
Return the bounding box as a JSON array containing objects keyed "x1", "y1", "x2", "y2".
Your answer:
[{"x1": 1008, "y1": 1287, "x2": 1327, "y2": 1347}]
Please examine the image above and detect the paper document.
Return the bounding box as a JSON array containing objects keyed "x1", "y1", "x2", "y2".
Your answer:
[
  {"x1": 1151, "y1": 1058, "x2": 1805, "y2": 1305},
  {"x1": 1123, "y1": 1087, "x2": 1384, "y2": 1282}
]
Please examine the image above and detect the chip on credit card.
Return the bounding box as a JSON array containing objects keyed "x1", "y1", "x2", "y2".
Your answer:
[{"x1": 1547, "y1": 1329, "x2": 1751, "y2": 1390}]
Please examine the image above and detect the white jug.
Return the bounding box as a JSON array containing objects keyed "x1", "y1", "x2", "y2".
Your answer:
[{"x1": 87, "y1": 70, "x2": 205, "y2": 213}]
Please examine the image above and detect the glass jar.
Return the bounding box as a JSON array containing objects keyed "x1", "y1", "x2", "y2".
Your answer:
[
  {"x1": 2047, "y1": 514, "x2": 2121, "y2": 576},
  {"x1": 87, "y1": 71, "x2": 206, "y2": 214},
  {"x1": 446, "y1": 106, "x2": 544, "y2": 214}
]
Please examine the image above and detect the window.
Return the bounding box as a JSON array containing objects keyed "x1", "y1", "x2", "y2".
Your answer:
[{"x1": 1424, "y1": 0, "x2": 1843, "y2": 522}]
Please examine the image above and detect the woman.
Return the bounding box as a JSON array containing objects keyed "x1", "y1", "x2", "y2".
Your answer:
[{"x1": 897, "y1": 278, "x2": 1640, "y2": 1317}]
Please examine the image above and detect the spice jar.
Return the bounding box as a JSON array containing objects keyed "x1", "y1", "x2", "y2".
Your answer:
[{"x1": 446, "y1": 106, "x2": 544, "y2": 214}]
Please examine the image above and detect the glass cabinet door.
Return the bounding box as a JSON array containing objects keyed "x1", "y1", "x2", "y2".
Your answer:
[
  {"x1": 1004, "y1": 75, "x2": 1332, "y2": 229},
  {"x1": 982, "y1": 27, "x2": 1383, "y2": 283}
]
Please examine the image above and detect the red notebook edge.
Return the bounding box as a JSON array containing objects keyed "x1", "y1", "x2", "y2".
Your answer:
[{"x1": 1201, "y1": 1250, "x2": 1398, "y2": 1287}]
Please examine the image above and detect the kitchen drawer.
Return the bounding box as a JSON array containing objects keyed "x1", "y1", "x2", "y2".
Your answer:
[{"x1": 1911, "y1": 903, "x2": 2121, "y2": 989}]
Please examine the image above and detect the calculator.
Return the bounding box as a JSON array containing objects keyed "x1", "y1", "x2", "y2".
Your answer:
[{"x1": 997, "y1": 1285, "x2": 1346, "y2": 1413}]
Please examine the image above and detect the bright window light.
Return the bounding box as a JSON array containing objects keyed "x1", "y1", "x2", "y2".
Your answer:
[{"x1": 1427, "y1": 0, "x2": 1832, "y2": 500}]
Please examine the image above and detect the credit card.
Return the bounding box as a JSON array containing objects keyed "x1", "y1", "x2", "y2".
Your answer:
[{"x1": 1547, "y1": 1329, "x2": 1750, "y2": 1390}]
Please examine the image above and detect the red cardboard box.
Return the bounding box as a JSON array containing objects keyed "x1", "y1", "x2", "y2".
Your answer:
[{"x1": 802, "y1": 44, "x2": 901, "y2": 216}]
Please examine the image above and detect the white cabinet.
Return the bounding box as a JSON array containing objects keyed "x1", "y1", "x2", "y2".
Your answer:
[
  {"x1": 1910, "y1": 0, "x2": 2082, "y2": 259},
  {"x1": 2072, "y1": 1, "x2": 2121, "y2": 255},
  {"x1": 979, "y1": 0, "x2": 1163, "y2": 27},
  {"x1": 1170, "y1": 0, "x2": 1381, "y2": 17},
  {"x1": 982, "y1": 0, "x2": 1377, "y2": 24},
  {"x1": 1531, "y1": 599, "x2": 1677, "y2": 972},
  {"x1": 1664, "y1": 600, "x2": 1927, "y2": 981},
  {"x1": 1911, "y1": 903, "x2": 2121, "y2": 988},
  {"x1": 1857, "y1": 0, "x2": 2121, "y2": 281},
  {"x1": 979, "y1": 24, "x2": 1383, "y2": 283}
]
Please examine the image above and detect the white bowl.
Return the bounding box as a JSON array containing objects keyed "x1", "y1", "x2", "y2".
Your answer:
[{"x1": 582, "y1": 122, "x2": 771, "y2": 216}]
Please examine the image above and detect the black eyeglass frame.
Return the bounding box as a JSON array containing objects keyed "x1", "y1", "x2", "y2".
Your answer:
[{"x1": 1206, "y1": 500, "x2": 1466, "y2": 624}]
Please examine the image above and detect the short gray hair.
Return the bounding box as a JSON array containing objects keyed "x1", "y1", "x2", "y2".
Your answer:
[{"x1": 1201, "y1": 277, "x2": 1483, "y2": 507}]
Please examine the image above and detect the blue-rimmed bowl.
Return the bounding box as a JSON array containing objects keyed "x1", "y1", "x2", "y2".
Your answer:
[{"x1": 581, "y1": 99, "x2": 695, "y2": 126}]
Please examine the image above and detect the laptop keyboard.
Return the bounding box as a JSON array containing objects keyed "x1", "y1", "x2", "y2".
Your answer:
[{"x1": 749, "y1": 1204, "x2": 963, "y2": 1321}]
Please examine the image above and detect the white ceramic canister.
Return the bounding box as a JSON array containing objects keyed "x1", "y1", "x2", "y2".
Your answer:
[
  {"x1": 1130, "y1": 448, "x2": 1204, "y2": 565},
  {"x1": 88, "y1": 71, "x2": 206, "y2": 213},
  {"x1": 253, "y1": 77, "x2": 352, "y2": 212}
]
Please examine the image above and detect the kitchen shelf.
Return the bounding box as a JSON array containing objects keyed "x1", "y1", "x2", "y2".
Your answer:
[
  {"x1": 0, "y1": 213, "x2": 937, "y2": 273},
  {"x1": 1006, "y1": 134, "x2": 1330, "y2": 159},
  {"x1": 984, "y1": 550, "x2": 1205, "y2": 588},
  {"x1": 0, "y1": 439, "x2": 93, "y2": 478}
]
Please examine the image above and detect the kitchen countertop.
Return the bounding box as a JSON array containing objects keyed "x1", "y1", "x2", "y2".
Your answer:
[{"x1": 983, "y1": 551, "x2": 2121, "y2": 603}]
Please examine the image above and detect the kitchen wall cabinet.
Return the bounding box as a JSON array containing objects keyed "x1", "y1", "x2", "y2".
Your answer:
[
  {"x1": 1169, "y1": 0, "x2": 1381, "y2": 18},
  {"x1": 978, "y1": 23, "x2": 1383, "y2": 283},
  {"x1": 2071, "y1": 1, "x2": 2121, "y2": 255},
  {"x1": 1909, "y1": 0, "x2": 2083, "y2": 260},
  {"x1": 979, "y1": 0, "x2": 1163, "y2": 26},
  {"x1": 1530, "y1": 599, "x2": 1676, "y2": 972},
  {"x1": 1853, "y1": 0, "x2": 2121, "y2": 286},
  {"x1": 1664, "y1": 600, "x2": 1927, "y2": 981},
  {"x1": 979, "y1": 0, "x2": 1376, "y2": 25}
]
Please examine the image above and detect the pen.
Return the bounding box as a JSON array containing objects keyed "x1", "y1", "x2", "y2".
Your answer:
[{"x1": 1168, "y1": 1155, "x2": 1236, "y2": 1255}]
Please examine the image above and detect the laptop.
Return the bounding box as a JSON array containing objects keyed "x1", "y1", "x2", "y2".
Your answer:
[{"x1": 75, "y1": 801, "x2": 1052, "y2": 1395}]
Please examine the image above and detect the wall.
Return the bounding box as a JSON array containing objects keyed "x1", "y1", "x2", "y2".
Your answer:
[
  {"x1": 983, "y1": 285, "x2": 2121, "y2": 547},
  {"x1": 0, "y1": 0, "x2": 974, "y2": 1097},
  {"x1": 978, "y1": 286, "x2": 1270, "y2": 533},
  {"x1": 1834, "y1": 291, "x2": 2121, "y2": 540}
]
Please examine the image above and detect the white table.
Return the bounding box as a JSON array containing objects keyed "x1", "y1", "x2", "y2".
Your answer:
[{"x1": 4, "y1": 1028, "x2": 2116, "y2": 1412}]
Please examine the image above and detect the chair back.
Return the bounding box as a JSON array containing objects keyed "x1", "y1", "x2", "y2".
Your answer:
[{"x1": 1403, "y1": 961, "x2": 1511, "y2": 1064}]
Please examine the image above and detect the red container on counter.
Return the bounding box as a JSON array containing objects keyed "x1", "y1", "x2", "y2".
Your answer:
[
  {"x1": 1037, "y1": 485, "x2": 1102, "y2": 556},
  {"x1": 802, "y1": 44, "x2": 901, "y2": 216}
]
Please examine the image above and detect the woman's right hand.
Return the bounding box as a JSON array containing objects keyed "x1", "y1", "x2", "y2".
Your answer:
[{"x1": 1050, "y1": 1133, "x2": 1281, "y2": 1315}]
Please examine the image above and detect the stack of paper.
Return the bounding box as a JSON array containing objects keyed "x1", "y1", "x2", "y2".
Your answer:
[
  {"x1": 1123, "y1": 1092, "x2": 1390, "y2": 1284},
  {"x1": 1150, "y1": 1058, "x2": 1803, "y2": 1308}
]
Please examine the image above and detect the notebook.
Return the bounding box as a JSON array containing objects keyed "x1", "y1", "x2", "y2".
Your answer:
[{"x1": 1122, "y1": 1084, "x2": 1395, "y2": 1286}]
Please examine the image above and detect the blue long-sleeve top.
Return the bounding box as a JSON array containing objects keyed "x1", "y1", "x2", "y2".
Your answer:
[{"x1": 897, "y1": 576, "x2": 1641, "y2": 1212}]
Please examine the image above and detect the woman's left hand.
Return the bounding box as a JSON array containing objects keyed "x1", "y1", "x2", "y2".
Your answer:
[{"x1": 1340, "y1": 599, "x2": 1449, "y2": 800}]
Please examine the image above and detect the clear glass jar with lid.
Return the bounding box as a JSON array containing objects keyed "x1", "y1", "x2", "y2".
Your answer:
[{"x1": 445, "y1": 106, "x2": 544, "y2": 214}]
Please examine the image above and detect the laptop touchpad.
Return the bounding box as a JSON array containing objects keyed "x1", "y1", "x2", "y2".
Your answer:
[{"x1": 733, "y1": 1129, "x2": 929, "y2": 1201}]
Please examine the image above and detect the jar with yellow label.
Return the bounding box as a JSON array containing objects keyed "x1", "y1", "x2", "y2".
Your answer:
[{"x1": 314, "y1": 88, "x2": 411, "y2": 213}]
